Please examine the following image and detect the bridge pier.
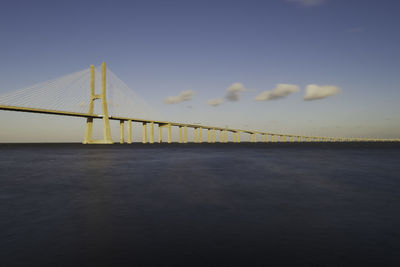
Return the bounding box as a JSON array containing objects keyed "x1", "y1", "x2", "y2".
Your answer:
[
  {"x1": 158, "y1": 125, "x2": 162, "y2": 143},
  {"x1": 142, "y1": 123, "x2": 147, "y2": 143},
  {"x1": 199, "y1": 128, "x2": 203, "y2": 143},
  {"x1": 224, "y1": 130, "x2": 227, "y2": 143},
  {"x1": 179, "y1": 126, "x2": 183, "y2": 143},
  {"x1": 82, "y1": 62, "x2": 113, "y2": 144},
  {"x1": 127, "y1": 120, "x2": 132, "y2": 144},
  {"x1": 184, "y1": 126, "x2": 188, "y2": 143},
  {"x1": 168, "y1": 124, "x2": 172, "y2": 143},
  {"x1": 212, "y1": 129, "x2": 216, "y2": 143},
  {"x1": 149, "y1": 122, "x2": 154, "y2": 144},
  {"x1": 120, "y1": 120, "x2": 125, "y2": 144}
]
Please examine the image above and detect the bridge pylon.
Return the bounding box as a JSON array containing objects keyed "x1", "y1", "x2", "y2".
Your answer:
[{"x1": 82, "y1": 62, "x2": 113, "y2": 144}]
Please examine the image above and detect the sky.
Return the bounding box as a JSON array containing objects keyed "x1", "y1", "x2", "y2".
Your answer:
[{"x1": 0, "y1": 0, "x2": 399, "y2": 142}]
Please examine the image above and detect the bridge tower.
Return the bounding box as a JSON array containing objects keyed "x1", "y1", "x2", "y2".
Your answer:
[{"x1": 82, "y1": 62, "x2": 113, "y2": 144}]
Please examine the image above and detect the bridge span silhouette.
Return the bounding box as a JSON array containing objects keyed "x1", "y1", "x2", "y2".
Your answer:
[{"x1": 0, "y1": 62, "x2": 398, "y2": 144}]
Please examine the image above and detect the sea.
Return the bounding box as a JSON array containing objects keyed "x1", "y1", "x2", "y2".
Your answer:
[{"x1": 1, "y1": 143, "x2": 399, "y2": 266}]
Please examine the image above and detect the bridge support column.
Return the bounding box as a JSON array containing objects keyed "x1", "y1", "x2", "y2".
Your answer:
[
  {"x1": 179, "y1": 126, "x2": 183, "y2": 143},
  {"x1": 197, "y1": 127, "x2": 203, "y2": 144},
  {"x1": 194, "y1": 128, "x2": 198, "y2": 143},
  {"x1": 83, "y1": 118, "x2": 93, "y2": 144},
  {"x1": 224, "y1": 130, "x2": 227, "y2": 143},
  {"x1": 120, "y1": 120, "x2": 125, "y2": 144},
  {"x1": 158, "y1": 125, "x2": 162, "y2": 143},
  {"x1": 168, "y1": 124, "x2": 172, "y2": 143},
  {"x1": 167, "y1": 124, "x2": 171, "y2": 143},
  {"x1": 237, "y1": 131, "x2": 241, "y2": 143},
  {"x1": 208, "y1": 129, "x2": 211, "y2": 143},
  {"x1": 101, "y1": 62, "x2": 112, "y2": 144},
  {"x1": 83, "y1": 62, "x2": 113, "y2": 144},
  {"x1": 127, "y1": 120, "x2": 132, "y2": 144},
  {"x1": 212, "y1": 129, "x2": 215, "y2": 143},
  {"x1": 149, "y1": 122, "x2": 154, "y2": 144},
  {"x1": 142, "y1": 123, "x2": 147, "y2": 144},
  {"x1": 184, "y1": 126, "x2": 187, "y2": 143}
]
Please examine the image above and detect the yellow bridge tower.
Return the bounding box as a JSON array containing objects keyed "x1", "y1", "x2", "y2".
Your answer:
[{"x1": 82, "y1": 62, "x2": 113, "y2": 144}]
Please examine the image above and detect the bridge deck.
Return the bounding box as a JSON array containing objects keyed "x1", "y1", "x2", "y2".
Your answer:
[
  {"x1": 0, "y1": 104, "x2": 253, "y2": 134},
  {"x1": 0, "y1": 104, "x2": 397, "y2": 142}
]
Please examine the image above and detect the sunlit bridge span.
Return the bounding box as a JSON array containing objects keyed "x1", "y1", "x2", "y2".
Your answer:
[{"x1": 0, "y1": 62, "x2": 398, "y2": 144}]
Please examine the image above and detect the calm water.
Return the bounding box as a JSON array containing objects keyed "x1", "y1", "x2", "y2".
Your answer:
[{"x1": 1, "y1": 143, "x2": 400, "y2": 266}]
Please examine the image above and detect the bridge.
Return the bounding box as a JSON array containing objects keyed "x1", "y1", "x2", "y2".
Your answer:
[{"x1": 0, "y1": 62, "x2": 398, "y2": 144}]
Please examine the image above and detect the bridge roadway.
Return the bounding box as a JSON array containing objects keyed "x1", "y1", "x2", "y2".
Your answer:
[{"x1": 1, "y1": 104, "x2": 398, "y2": 144}]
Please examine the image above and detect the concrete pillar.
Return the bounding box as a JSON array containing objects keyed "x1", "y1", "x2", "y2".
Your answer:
[
  {"x1": 158, "y1": 125, "x2": 162, "y2": 143},
  {"x1": 237, "y1": 131, "x2": 241, "y2": 143},
  {"x1": 212, "y1": 129, "x2": 215, "y2": 143},
  {"x1": 83, "y1": 62, "x2": 113, "y2": 144},
  {"x1": 142, "y1": 123, "x2": 147, "y2": 144},
  {"x1": 208, "y1": 129, "x2": 211, "y2": 143},
  {"x1": 149, "y1": 122, "x2": 154, "y2": 144},
  {"x1": 199, "y1": 128, "x2": 202, "y2": 143},
  {"x1": 127, "y1": 120, "x2": 132, "y2": 144},
  {"x1": 184, "y1": 126, "x2": 188, "y2": 143},
  {"x1": 194, "y1": 128, "x2": 198, "y2": 143},
  {"x1": 83, "y1": 65, "x2": 95, "y2": 144},
  {"x1": 179, "y1": 126, "x2": 183, "y2": 143},
  {"x1": 101, "y1": 62, "x2": 112, "y2": 143},
  {"x1": 220, "y1": 130, "x2": 223, "y2": 143},
  {"x1": 167, "y1": 124, "x2": 171, "y2": 143},
  {"x1": 224, "y1": 130, "x2": 227, "y2": 143},
  {"x1": 120, "y1": 120, "x2": 125, "y2": 144}
]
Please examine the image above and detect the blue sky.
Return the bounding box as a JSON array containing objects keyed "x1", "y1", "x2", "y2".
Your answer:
[{"x1": 0, "y1": 0, "x2": 399, "y2": 141}]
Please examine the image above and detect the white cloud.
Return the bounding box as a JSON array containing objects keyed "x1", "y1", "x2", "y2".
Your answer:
[
  {"x1": 163, "y1": 90, "x2": 195, "y2": 104},
  {"x1": 207, "y1": 98, "x2": 224, "y2": 107},
  {"x1": 287, "y1": 0, "x2": 326, "y2": 7},
  {"x1": 254, "y1": 84, "x2": 299, "y2": 101},
  {"x1": 304, "y1": 84, "x2": 340, "y2": 100},
  {"x1": 225, "y1": 83, "x2": 245, "y2": 101}
]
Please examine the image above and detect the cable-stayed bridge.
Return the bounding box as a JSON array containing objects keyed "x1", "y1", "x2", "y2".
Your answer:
[{"x1": 0, "y1": 62, "x2": 398, "y2": 144}]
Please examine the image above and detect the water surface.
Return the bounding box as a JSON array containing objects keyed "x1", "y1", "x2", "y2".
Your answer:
[{"x1": 1, "y1": 143, "x2": 399, "y2": 266}]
